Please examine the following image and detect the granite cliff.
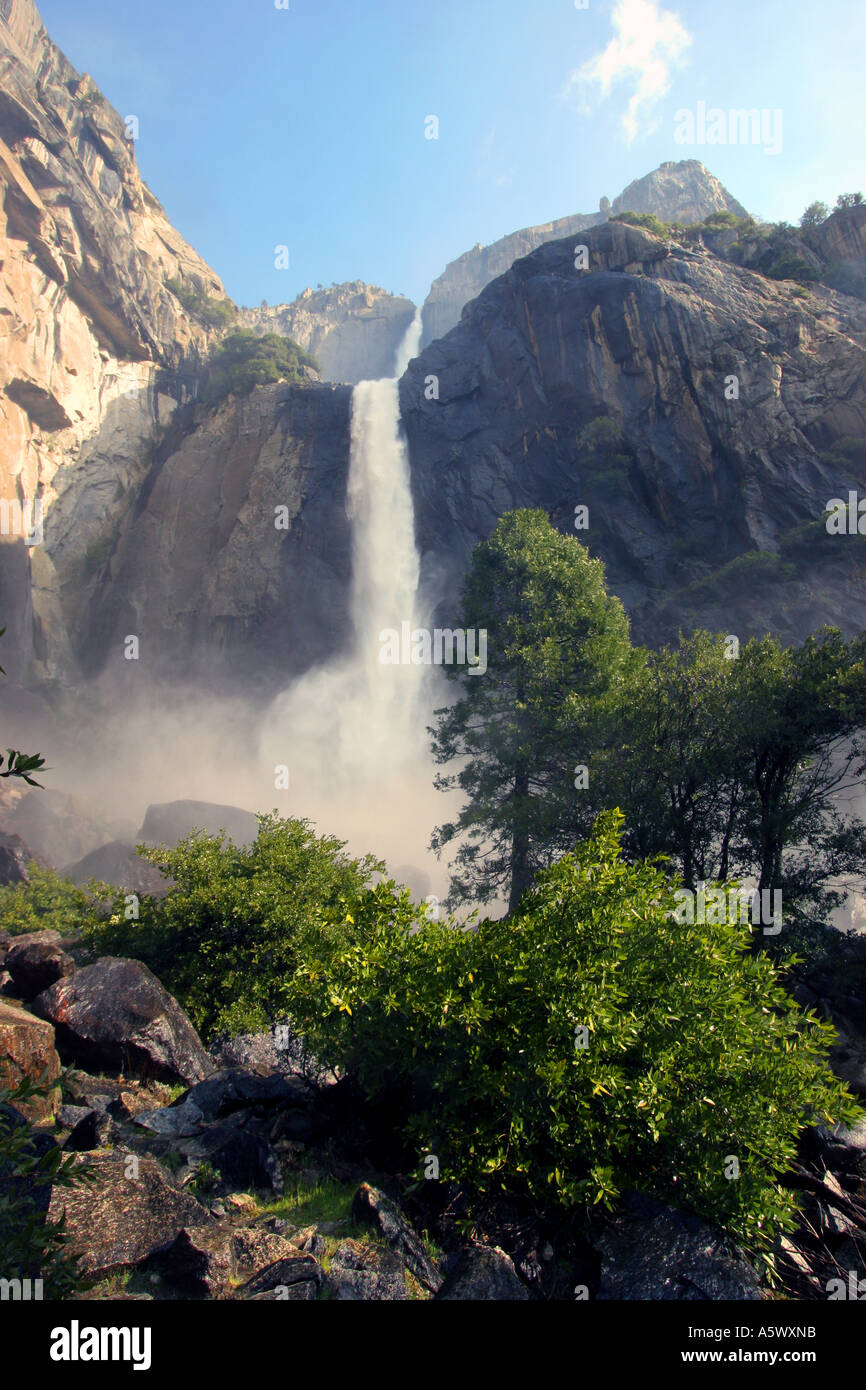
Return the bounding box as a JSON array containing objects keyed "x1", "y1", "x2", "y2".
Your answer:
[
  {"x1": 240, "y1": 282, "x2": 415, "y2": 385},
  {"x1": 420, "y1": 160, "x2": 748, "y2": 347},
  {"x1": 0, "y1": 0, "x2": 228, "y2": 684}
]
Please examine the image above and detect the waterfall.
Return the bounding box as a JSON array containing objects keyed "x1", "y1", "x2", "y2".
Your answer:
[{"x1": 260, "y1": 309, "x2": 442, "y2": 889}]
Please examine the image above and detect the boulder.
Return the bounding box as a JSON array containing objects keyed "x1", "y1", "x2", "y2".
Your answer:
[
  {"x1": 64, "y1": 1108, "x2": 119, "y2": 1152},
  {"x1": 149, "y1": 1224, "x2": 236, "y2": 1298},
  {"x1": 137, "y1": 800, "x2": 258, "y2": 850},
  {"x1": 0, "y1": 997, "x2": 61, "y2": 1121},
  {"x1": 32, "y1": 956, "x2": 213, "y2": 1086},
  {"x1": 231, "y1": 1226, "x2": 301, "y2": 1281},
  {"x1": 594, "y1": 1192, "x2": 762, "y2": 1300},
  {"x1": 326, "y1": 1239, "x2": 410, "y2": 1300},
  {"x1": 187, "y1": 1115, "x2": 284, "y2": 1195},
  {"x1": 48, "y1": 1150, "x2": 213, "y2": 1278},
  {"x1": 0, "y1": 830, "x2": 32, "y2": 885},
  {"x1": 5, "y1": 935, "x2": 74, "y2": 1000},
  {"x1": 436, "y1": 1245, "x2": 530, "y2": 1301},
  {"x1": 351, "y1": 1182, "x2": 442, "y2": 1293},
  {"x1": 236, "y1": 1250, "x2": 323, "y2": 1300}
]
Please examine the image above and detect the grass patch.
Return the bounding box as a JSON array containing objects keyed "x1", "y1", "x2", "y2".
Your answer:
[{"x1": 259, "y1": 1176, "x2": 357, "y2": 1229}]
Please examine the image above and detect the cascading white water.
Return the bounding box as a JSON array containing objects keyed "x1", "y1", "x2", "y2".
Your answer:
[
  {"x1": 343, "y1": 309, "x2": 425, "y2": 770},
  {"x1": 259, "y1": 309, "x2": 444, "y2": 888}
]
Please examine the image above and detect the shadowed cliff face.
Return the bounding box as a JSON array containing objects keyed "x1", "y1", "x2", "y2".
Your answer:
[
  {"x1": 402, "y1": 221, "x2": 866, "y2": 646},
  {"x1": 80, "y1": 381, "x2": 354, "y2": 692}
]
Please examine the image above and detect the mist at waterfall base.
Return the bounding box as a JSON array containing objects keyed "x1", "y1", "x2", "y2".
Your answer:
[{"x1": 258, "y1": 310, "x2": 460, "y2": 905}]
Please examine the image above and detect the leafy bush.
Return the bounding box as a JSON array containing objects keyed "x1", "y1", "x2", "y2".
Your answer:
[
  {"x1": 0, "y1": 1075, "x2": 87, "y2": 1297},
  {"x1": 81, "y1": 815, "x2": 380, "y2": 1039},
  {"x1": 165, "y1": 277, "x2": 236, "y2": 329},
  {"x1": 285, "y1": 813, "x2": 860, "y2": 1254},
  {"x1": 0, "y1": 863, "x2": 92, "y2": 937},
  {"x1": 200, "y1": 331, "x2": 320, "y2": 405},
  {"x1": 609, "y1": 210, "x2": 671, "y2": 238}
]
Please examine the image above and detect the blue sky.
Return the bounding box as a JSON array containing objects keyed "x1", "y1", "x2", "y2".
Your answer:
[{"x1": 38, "y1": 0, "x2": 866, "y2": 309}]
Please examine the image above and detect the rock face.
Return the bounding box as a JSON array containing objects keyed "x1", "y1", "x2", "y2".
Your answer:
[
  {"x1": 610, "y1": 159, "x2": 749, "y2": 225},
  {"x1": 33, "y1": 956, "x2": 214, "y2": 1085},
  {"x1": 420, "y1": 159, "x2": 747, "y2": 345},
  {"x1": 403, "y1": 220, "x2": 866, "y2": 648},
  {"x1": 81, "y1": 380, "x2": 354, "y2": 688},
  {"x1": 240, "y1": 282, "x2": 416, "y2": 384},
  {"x1": 0, "y1": 0, "x2": 226, "y2": 686},
  {"x1": 0, "y1": 995, "x2": 61, "y2": 1120}
]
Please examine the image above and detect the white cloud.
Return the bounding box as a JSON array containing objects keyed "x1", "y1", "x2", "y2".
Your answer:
[{"x1": 561, "y1": 0, "x2": 691, "y2": 143}]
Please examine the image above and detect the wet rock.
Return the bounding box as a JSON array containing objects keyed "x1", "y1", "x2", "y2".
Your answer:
[{"x1": 32, "y1": 956, "x2": 213, "y2": 1086}]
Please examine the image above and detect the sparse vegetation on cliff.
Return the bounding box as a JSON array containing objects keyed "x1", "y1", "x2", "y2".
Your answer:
[{"x1": 199, "y1": 330, "x2": 320, "y2": 405}]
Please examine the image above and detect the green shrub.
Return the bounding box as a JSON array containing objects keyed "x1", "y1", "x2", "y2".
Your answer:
[
  {"x1": 685, "y1": 548, "x2": 794, "y2": 603},
  {"x1": 165, "y1": 277, "x2": 236, "y2": 329},
  {"x1": 81, "y1": 814, "x2": 380, "y2": 1039},
  {"x1": 285, "y1": 813, "x2": 860, "y2": 1255},
  {"x1": 0, "y1": 863, "x2": 92, "y2": 937},
  {"x1": 0, "y1": 1075, "x2": 88, "y2": 1297},
  {"x1": 200, "y1": 331, "x2": 320, "y2": 405},
  {"x1": 609, "y1": 210, "x2": 671, "y2": 238}
]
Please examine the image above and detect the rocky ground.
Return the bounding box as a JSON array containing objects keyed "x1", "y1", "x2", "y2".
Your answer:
[{"x1": 2, "y1": 924, "x2": 865, "y2": 1301}]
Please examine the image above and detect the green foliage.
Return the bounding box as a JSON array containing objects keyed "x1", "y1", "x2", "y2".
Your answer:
[
  {"x1": 764, "y1": 252, "x2": 819, "y2": 285},
  {"x1": 685, "y1": 548, "x2": 795, "y2": 602},
  {"x1": 609, "y1": 210, "x2": 671, "y2": 238},
  {"x1": 285, "y1": 813, "x2": 861, "y2": 1254},
  {"x1": 799, "y1": 201, "x2": 830, "y2": 229},
  {"x1": 429, "y1": 509, "x2": 640, "y2": 911},
  {"x1": 81, "y1": 814, "x2": 381, "y2": 1039},
  {"x1": 0, "y1": 863, "x2": 92, "y2": 937},
  {"x1": 835, "y1": 192, "x2": 864, "y2": 210},
  {"x1": 165, "y1": 277, "x2": 236, "y2": 329},
  {"x1": 0, "y1": 1074, "x2": 88, "y2": 1297},
  {"x1": 608, "y1": 628, "x2": 866, "y2": 922},
  {"x1": 200, "y1": 330, "x2": 320, "y2": 405},
  {"x1": 575, "y1": 417, "x2": 632, "y2": 498}
]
